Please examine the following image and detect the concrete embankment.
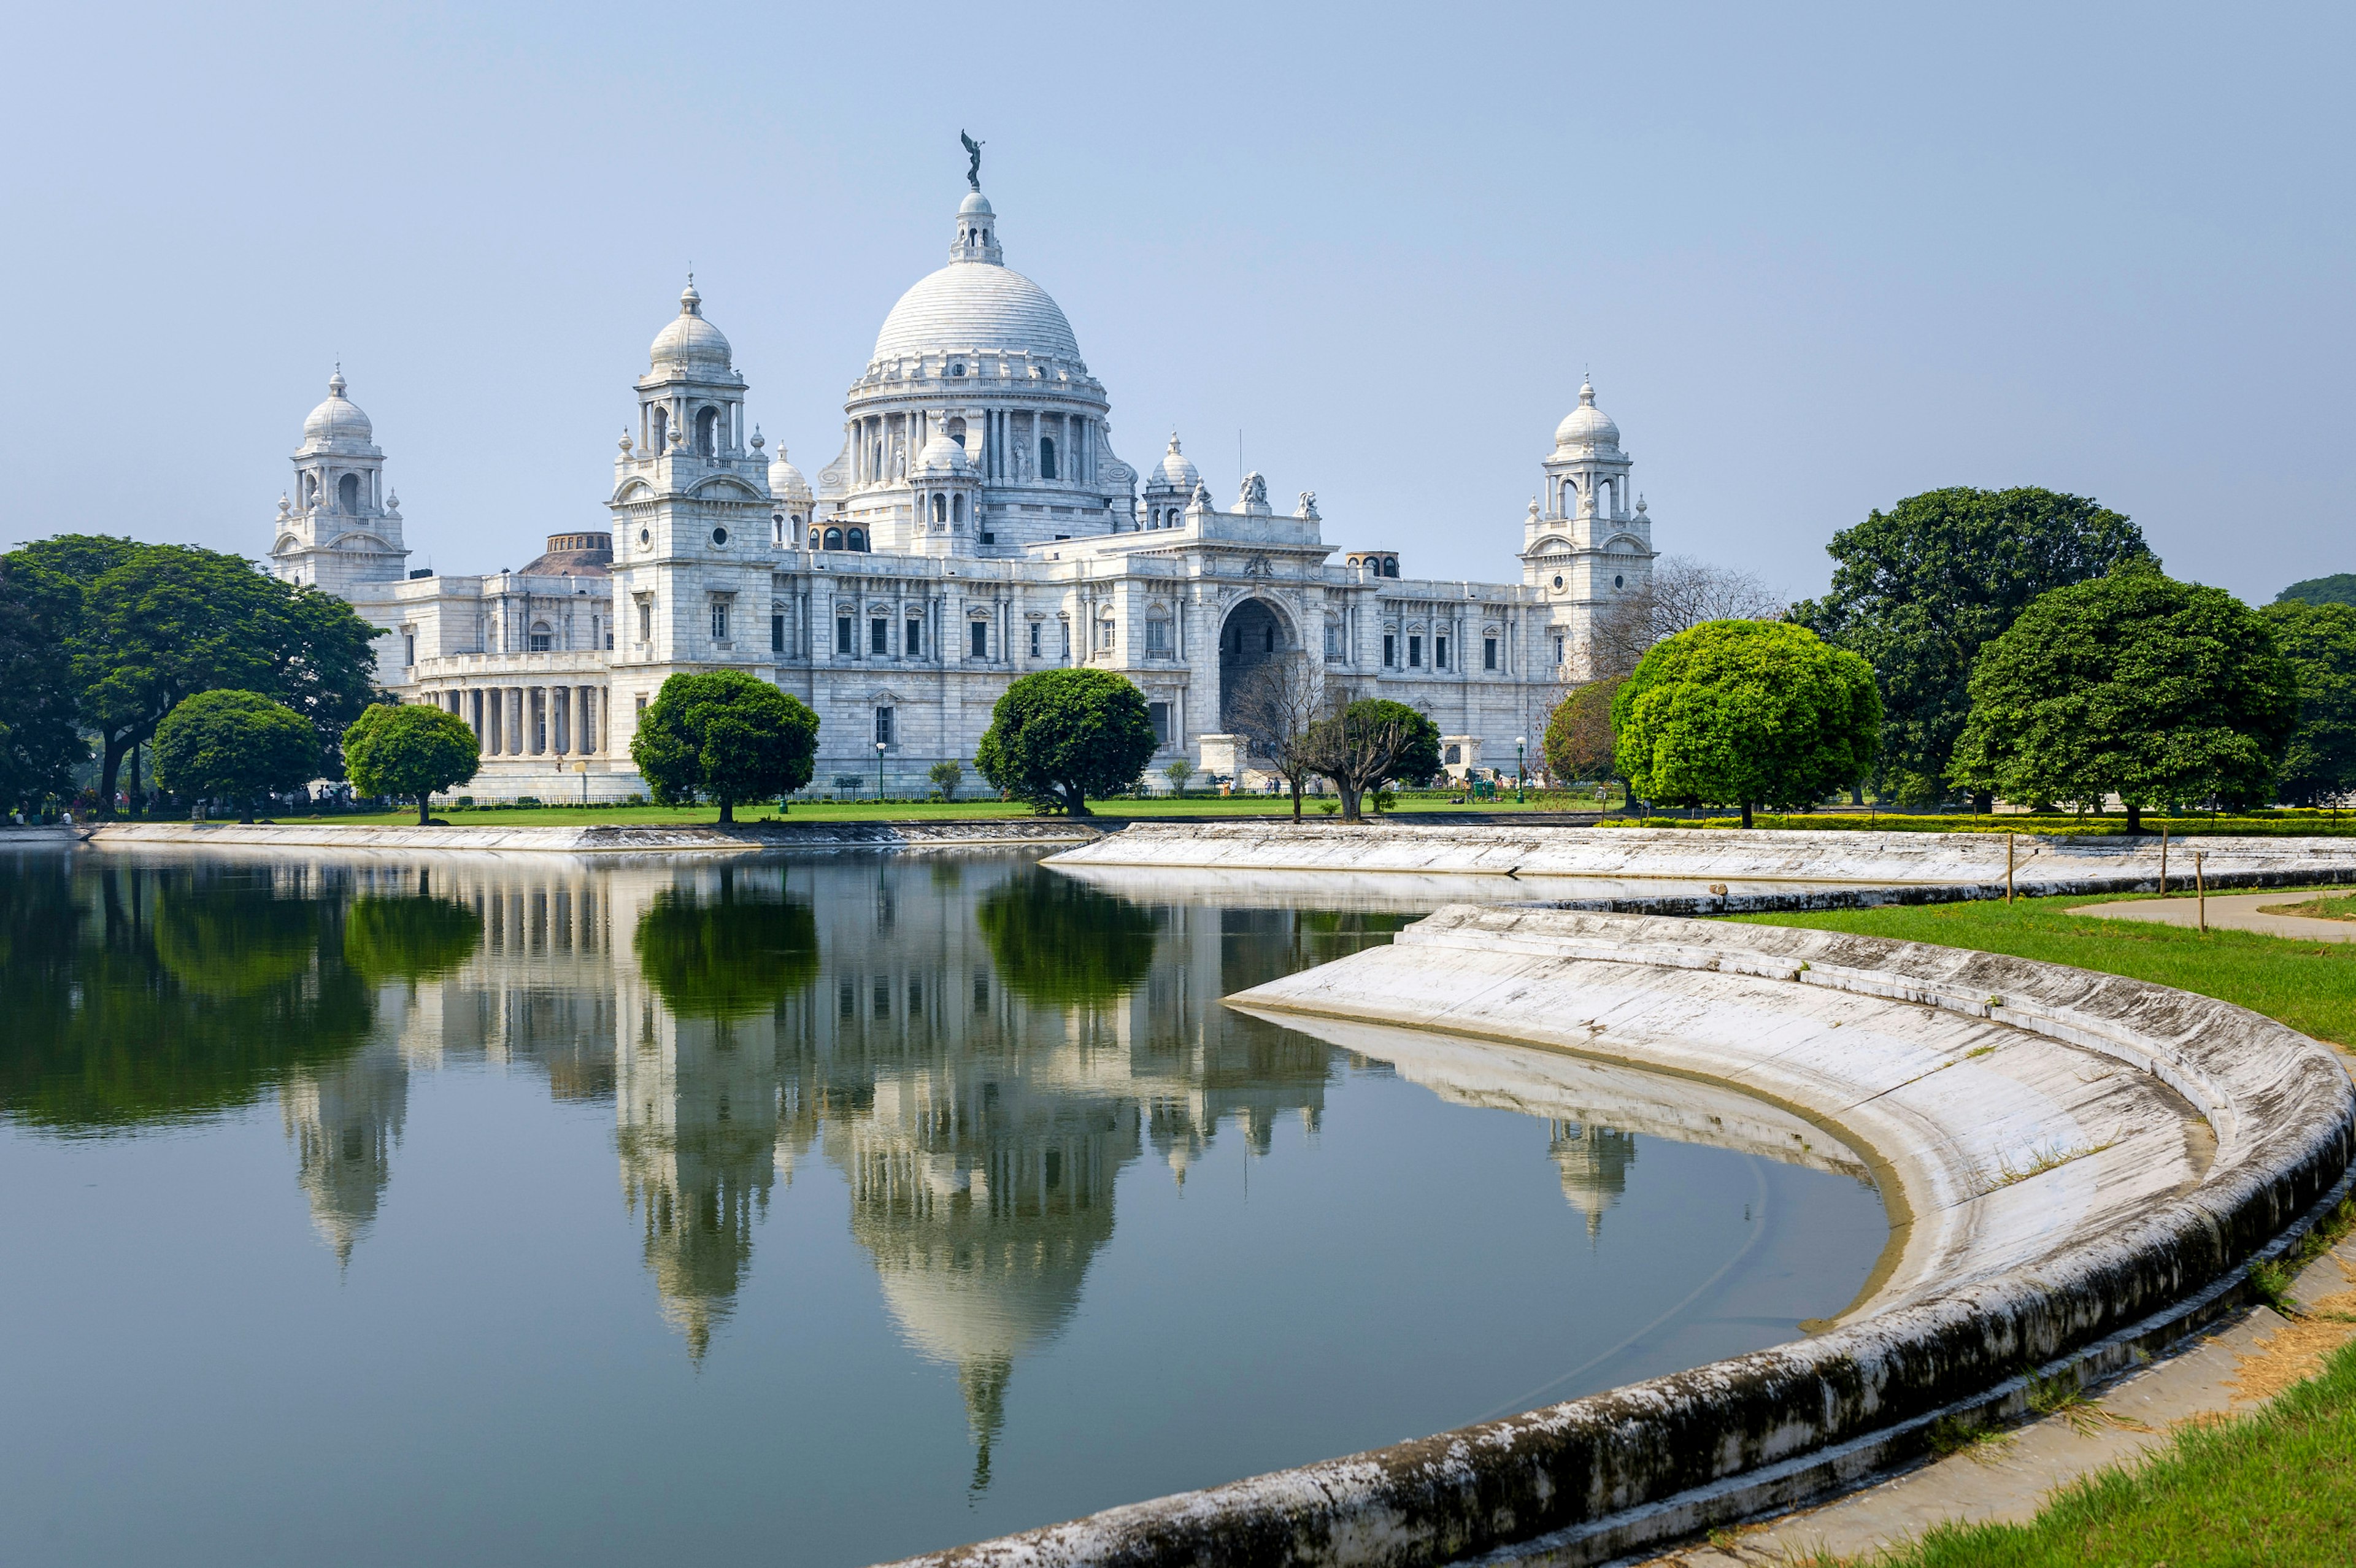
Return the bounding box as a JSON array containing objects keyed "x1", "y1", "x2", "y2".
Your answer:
[
  {"x1": 878, "y1": 905, "x2": 2354, "y2": 1568},
  {"x1": 1047, "y1": 821, "x2": 2356, "y2": 912},
  {"x1": 78, "y1": 818, "x2": 1100, "y2": 856}
]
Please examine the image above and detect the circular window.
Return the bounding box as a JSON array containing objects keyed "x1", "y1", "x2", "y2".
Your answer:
[
  {"x1": 950, "y1": 361, "x2": 966, "y2": 377},
  {"x1": 1552, "y1": 574, "x2": 1565, "y2": 590},
  {"x1": 712, "y1": 527, "x2": 729, "y2": 547},
  {"x1": 1614, "y1": 574, "x2": 1625, "y2": 590},
  {"x1": 638, "y1": 528, "x2": 651, "y2": 548}
]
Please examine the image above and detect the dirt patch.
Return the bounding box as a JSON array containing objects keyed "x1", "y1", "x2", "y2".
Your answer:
[
  {"x1": 2260, "y1": 895, "x2": 2356, "y2": 922},
  {"x1": 2224, "y1": 1267, "x2": 2356, "y2": 1405}
]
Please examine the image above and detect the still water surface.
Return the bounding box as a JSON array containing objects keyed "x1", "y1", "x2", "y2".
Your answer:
[{"x1": 0, "y1": 848, "x2": 1885, "y2": 1567}]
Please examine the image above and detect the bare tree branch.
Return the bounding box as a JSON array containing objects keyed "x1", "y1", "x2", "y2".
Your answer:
[{"x1": 1582, "y1": 555, "x2": 1786, "y2": 678}]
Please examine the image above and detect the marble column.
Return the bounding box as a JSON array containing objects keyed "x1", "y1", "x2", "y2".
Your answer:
[{"x1": 509, "y1": 688, "x2": 525, "y2": 756}]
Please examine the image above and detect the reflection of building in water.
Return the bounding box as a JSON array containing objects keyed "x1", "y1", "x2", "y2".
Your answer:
[
  {"x1": 1548, "y1": 1120, "x2": 1637, "y2": 1240},
  {"x1": 281, "y1": 1037, "x2": 409, "y2": 1264}
]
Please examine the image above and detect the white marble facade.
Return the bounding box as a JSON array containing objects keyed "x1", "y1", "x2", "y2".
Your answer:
[{"x1": 268, "y1": 180, "x2": 1658, "y2": 801}]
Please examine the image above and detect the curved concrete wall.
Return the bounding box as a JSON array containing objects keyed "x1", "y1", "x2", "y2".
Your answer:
[
  {"x1": 80, "y1": 820, "x2": 1096, "y2": 856},
  {"x1": 1048, "y1": 823, "x2": 2356, "y2": 909},
  {"x1": 879, "y1": 906, "x2": 2353, "y2": 1568}
]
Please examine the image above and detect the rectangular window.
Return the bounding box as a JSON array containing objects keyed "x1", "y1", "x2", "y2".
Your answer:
[
  {"x1": 1147, "y1": 701, "x2": 1170, "y2": 746},
  {"x1": 528, "y1": 631, "x2": 552, "y2": 652},
  {"x1": 1409, "y1": 634, "x2": 1423, "y2": 667},
  {"x1": 972, "y1": 970, "x2": 989, "y2": 1011},
  {"x1": 606, "y1": 632, "x2": 614, "y2": 651},
  {"x1": 906, "y1": 618, "x2": 922, "y2": 656},
  {"x1": 1060, "y1": 622, "x2": 1072, "y2": 656},
  {"x1": 771, "y1": 614, "x2": 785, "y2": 653},
  {"x1": 403, "y1": 632, "x2": 416, "y2": 667},
  {"x1": 907, "y1": 978, "x2": 923, "y2": 1017},
  {"x1": 838, "y1": 980, "x2": 855, "y2": 1021},
  {"x1": 634, "y1": 694, "x2": 648, "y2": 717},
  {"x1": 1484, "y1": 636, "x2": 1498, "y2": 671},
  {"x1": 876, "y1": 707, "x2": 893, "y2": 746},
  {"x1": 837, "y1": 615, "x2": 853, "y2": 655},
  {"x1": 638, "y1": 602, "x2": 652, "y2": 642},
  {"x1": 872, "y1": 979, "x2": 889, "y2": 1020},
  {"x1": 1146, "y1": 620, "x2": 1170, "y2": 654},
  {"x1": 871, "y1": 617, "x2": 888, "y2": 655},
  {"x1": 1383, "y1": 632, "x2": 1396, "y2": 667},
  {"x1": 1323, "y1": 623, "x2": 1340, "y2": 658},
  {"x1": 1435, "y1": 635, "x2": 1448, "y2": 670},
  {"x1": 710, "y1": 602, "x2": 729, "y2": 642},
  {"x1": 1098, "y1": 620, "x2": 1114, "y2": 651},
  {"x1": 969, "y1": 620, "x2": 988, "y2": 659},
  {"x1": 1553, "y1": 636, "x2": 1565, "y2": 665},
  {"x1": 1028, "y1": 621, "x2": 1042, "y2": 658}
]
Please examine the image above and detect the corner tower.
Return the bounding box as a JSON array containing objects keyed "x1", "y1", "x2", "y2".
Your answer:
[
  {"x1": 1522, "y1": 377, "x2": 1659, "y2": 678},
  {"x1": 268, "y1": 371, "x2": 410, "y2": 592}
]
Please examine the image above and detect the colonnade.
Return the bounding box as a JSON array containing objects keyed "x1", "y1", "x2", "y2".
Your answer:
[{"x1": 431, "y1": 685, "x2": 606, "y2": 759}]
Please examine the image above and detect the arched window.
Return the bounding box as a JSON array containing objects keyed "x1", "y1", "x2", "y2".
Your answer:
[
  {"x1": 695, "y1": 407, "x2": 719, "y2": 456},
  {"x1": 823, "y1": 527, "x2": 844, "y2": 550},
  {"x1": 303, "y1": 473, "x2": 320, "y2": 505},
  {"x1": 650, "y1": 406, "x2": 668, "y2": 451},
  {"x1": 528, "y1": 621, "x2": 553, "y2": 652},
  {"x1": 1263, "y1": 624, "x2": 1276, "y2": 653},
  {"x1": 1383, "y1": 558, "x2": 1399, "y2": 577},
  {"x1": 1039, "y1": 437, "x2": 1057, "y2": 480},
  {"x1": 809, "y1": 528, "x2": 822, "y2": 550},
  {"x1": 952, "y1": 494, "x2": 964, "y2": 523},
  {"x1": 337, "y1": 473, "x2": 360, "y2": 513},
  {"x1": 932, "y1": 494, "x2": 947, "y2": 524},
  {"x1": 849, "y1": 528, "x2": 868, "y2": 552},
  {"x1": 947, "y1": 416, "x2": 966, "y2": 446}
]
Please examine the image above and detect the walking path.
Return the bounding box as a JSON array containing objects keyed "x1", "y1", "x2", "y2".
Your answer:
[
  {"x1": 2073, "y1": 891, "x2": 2356, "y2": 943},
  {"x1": 1631, "y1": 1228, "x2": 2356, "y2": 1566}
]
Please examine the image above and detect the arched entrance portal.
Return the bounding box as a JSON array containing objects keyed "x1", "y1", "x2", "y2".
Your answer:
[{"x1": 1218, "y1": 598, "x2": 1289, "y2": 732}]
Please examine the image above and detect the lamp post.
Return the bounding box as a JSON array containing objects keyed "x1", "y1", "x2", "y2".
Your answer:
[
  {"x1": 1515, "y1": 736, "x2": 1526, "y2": 804},
  {"x1": 875, "y1": 739, "x2": 887, "y2": 802}
]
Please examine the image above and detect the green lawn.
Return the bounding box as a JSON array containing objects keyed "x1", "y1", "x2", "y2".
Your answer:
[
  {"x1": 1731, "y1": 891, "x2": 2356, "y2": 1047},
  {"x1": 1742, "y1": 892, "x2": 2356, "y2": 1565},
  {"x1": 298, "y1": 791, "x2": 1606, "y2": 827}
]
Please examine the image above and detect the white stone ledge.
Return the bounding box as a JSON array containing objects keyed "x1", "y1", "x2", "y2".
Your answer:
[
  {"x1": 79, "y1": 820, "x2": 1098, "y2": 856},
  {"x1": 875, "y1": 905, "x2": 2354, "y2": 1568}
]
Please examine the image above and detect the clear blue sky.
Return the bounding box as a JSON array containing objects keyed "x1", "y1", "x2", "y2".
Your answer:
[{"x1": 6, "y1": 2, "x2": 2348, "y2": 604}]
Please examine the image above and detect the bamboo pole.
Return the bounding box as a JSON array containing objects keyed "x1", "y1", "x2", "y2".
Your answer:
[
  {"x1": 2159, "y1": 825, "x2": 2169, "y2": 896},
  {"x1": 2006, "y1": 832, "x2": 2015, "y2": 904},
  {"x1": 2195, "y1": 851, "x2": 2207, "y2": 934}
]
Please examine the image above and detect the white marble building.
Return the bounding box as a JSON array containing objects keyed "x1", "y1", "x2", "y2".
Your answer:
[{"x1": 269, "y1": 180, "x2": 1658, "y2": 801}]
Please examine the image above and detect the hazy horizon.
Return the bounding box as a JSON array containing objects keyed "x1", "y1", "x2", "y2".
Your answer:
[{"x1": 6, "y1": 2, "x2": 2347, "y2": 605}]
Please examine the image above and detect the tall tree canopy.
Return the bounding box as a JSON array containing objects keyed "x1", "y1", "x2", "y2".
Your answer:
[
  {"x1": 1541, "y1": 675, "x2": 1625, "y2": 792},
  {"x1": 1792, "y1": 488, "x2": 2151, "y2": 803},
  {"x1": 629, "y1": 669, "x2": 820, "y2": 823},
  {"x1": 0, "y1": 553, "x2": 86, "y2": 809},
  {"x1": 2276, "y1": 574, "x2": 2356, "y2": 608},
  {"x1": 974, "y1": 667, "x2": 1157, "y2": 815},
  {"x1": 2258, "y1": 601, "x2": 2356, "y2": 807},
  {"x1": 343, "y1": 703, "x2": 482, "y2": 825},
  {"x1": 10, "y1": 534, "x2": 381, "y2": 812},
  {"x1": 1949, "y1": 566, "x2": 2298, "y2": 830},
  {"x1": 633, "y1": 875, "x2": 820, "y2": 1018},
  {"x1": 152, "y1": 690, "x2": 318, "y2": 822},
  {"x1": 1612, "y1": 620, "x2": 1881, "y2": 828}
]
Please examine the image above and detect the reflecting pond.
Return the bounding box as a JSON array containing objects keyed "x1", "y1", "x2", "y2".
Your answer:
[{"x1": 0, "y1": 848, "x2": 1886, "y2": 1568}]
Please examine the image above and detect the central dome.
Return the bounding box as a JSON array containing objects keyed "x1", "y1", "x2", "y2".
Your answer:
[{"x1": 872, "y1": 262, "x2": 1081, "y2": 365}]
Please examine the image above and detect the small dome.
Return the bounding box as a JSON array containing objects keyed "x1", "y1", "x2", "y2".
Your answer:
[
  {"x1": 769, "y1": 446, "x2": 812, "y2": 501},
  {"x1": 959, "y1": 191, "x2": 994, "y2": 217},
  {"x1": 1155, "y1": 433, "x2": 1199, "y2": 490},
  {"x1": 914, "y1": 430, "x2": 972, "y2": 476},
  {"x1": 650, "y1": 281, "x2": 732, "y2": 374},
  {"x1": 518, "y1": 532, "x2": 615, "y2": 577},
  {"x1": 301, "y1": 371, "x2": 374, "y2": 448},
  {"x1": 1555, "y1": 379, "x2": 1620, "y2": 450}
]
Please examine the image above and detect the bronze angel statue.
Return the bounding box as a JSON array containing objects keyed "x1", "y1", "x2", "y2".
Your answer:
[{"x1": 960, "y1": 131, "x2": 983, "y2": 191}]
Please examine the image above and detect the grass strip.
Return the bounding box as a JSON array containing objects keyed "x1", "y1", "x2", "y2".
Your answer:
[{"x1": 1729, "y1": 892, "x2": 2356, "y2": 1047}]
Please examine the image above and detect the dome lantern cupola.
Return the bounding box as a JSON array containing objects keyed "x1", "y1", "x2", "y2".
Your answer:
[
  {"x1": 1553, "y1": 379, "x2": 1621, "y2": 452},
  {"x1": 649, "y1": 279, "x2": 734, "y2": 377},
  {"x1": 952, "y1": 190, "x2": 1003, "y2": 266}
]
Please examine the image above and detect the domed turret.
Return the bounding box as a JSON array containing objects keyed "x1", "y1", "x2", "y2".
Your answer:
[
  {"x1": 301, "y1": 371, "x2": 375, "y2": 451},
  {"x1": 1554, "y1": 379, "x2": 1620, "y2": 452},
  {"x1": 650, "y1": 280, "x2": 733, "y2": 375},
  {"x1": 915, "y1": 429, "x2": 973, "y2": 477},
  {"x1": 768, "y1": 442, "x2": 812, "y2": 504},
  {"x1": 1156, "y1": 434, "x2": 1198, "y2": 490}
]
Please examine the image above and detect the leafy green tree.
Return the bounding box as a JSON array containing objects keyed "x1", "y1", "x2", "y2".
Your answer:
[
  {"x1": 343, "y1": 702, "x2": 481, "y2": 824},
  {"x1": 0, "y1": 553, "x2": 86, "y2": 809},
  {"x1": 1347, "y1": 698, "x2": 1441, "y2": 791},
  {"x1": 1950, "y1": 566, "x2": 2298, "y2": 831},
  {"x1": 10, "y1": 535, "x2": 381, "y2": 813},
  {"x1": 928, "y1": 759, "x2": 964, "y2": 801},
  {"x1": 1299, "y1": 697, "x2": 1439, "y2": 820},
  {"x1": 1612, "y1": 620, "x2": 1881, "y2": 828},
  {"x1": 629, "y1": 670, "x2": 820, "y2": 823},
  {"x1": 152, "y1": 690, "x2": 317, "y2": 822},
  {"x1": 1542, "y1": 675, "x2": 1624, "y2": 800},
  {"x1": 2277, "y1": 574, "x2": 2356, "y2": 608},
  {"x1": 1162, "y1": 758, "x2": 1194, "y2": 798},
  {"x1": 1793, "y1": 488, "x2": 2152, "y2": 804},
  {"x1": 633, "y1": 876, "x2": 819, "y2": 1019},
  {"x1": 973, "y1": 667, "x2": 1157, "y2": 815},
  {"x1": 975, "y1": 870, "x2": 1160, "y2": 1007},
  {"x1": 2262, "y1": 601, "x2": 2356, "y2": 807}
]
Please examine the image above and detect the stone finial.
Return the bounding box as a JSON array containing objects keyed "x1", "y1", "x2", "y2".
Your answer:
[
  {"x1": 386, "y1": 490, "x2": 400, "y2": 512},
  {"x1": 277, "y1": 493, "x2": 291, "y2": 517},
  {"x1": 750, "y1": 426, "x2": 764, "y2": 451},
  {"x1": 618, "y1": 431, "x2": 634, "y2": 452}
]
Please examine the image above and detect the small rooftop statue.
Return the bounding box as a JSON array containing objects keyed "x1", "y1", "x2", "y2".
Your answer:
[{"x1": 960, "y1": 130, "x2": 984, "y2": 192}]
